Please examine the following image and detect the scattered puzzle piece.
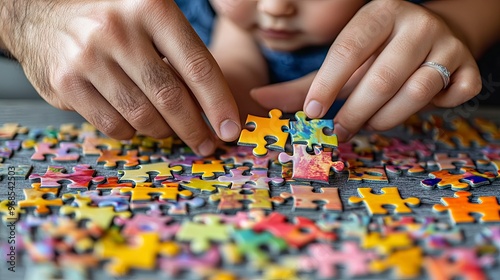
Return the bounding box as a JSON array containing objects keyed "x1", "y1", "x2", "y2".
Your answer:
[
  {"x1": 370, "y1": 246, "x2": 423, "y2": 279},
  {"x1": 278, "y1": 144, "x2": 344, "y2": 183},
  {"x1": 18, "y1": 183, "x2": 62, "y2": 215},
  {"x1": 191, "y1": 160, "x2": 227, "y2": 179},
  {"x1": 118, "y1": 162, "x2": 183, "y2": 183},
  {"x1": 29, "y1": 164, "x2": 104, "y2": 190},
  {"x1": 279, "y1": 184, "x2": 342, "y2": 211},
  {"x1": 421, "y1": 167, "x2": 497, "y2": 191},
  {"x1": 348, "y1": 187, "x2": 420, "y2": 215},
  {"x1": 238, "y1": 109, "x2": 290, "y2": 156},
  {"x1": 209, "y1": 188, "x2": 283, "y2": 211},
  {"x1": 432, "y1": 191, "x2": 500, "y2": 224},
  {"x1": 119, "y1": 182, "x2": 192, "y2": 202},
  {"x1": 31, "y1": 142, "x2": 80, "y2": 162},
  {"x1": 348, "y1": 166, "x2": 388, "y2": 183},
  {"x1": 0, "y1": 123, "x2": 28, "y2": 139},
  {"x1": 176, "y1": 214, "x2": 233, "y2": 253},
  {"x1": 218, "y1": 166, "x2": 284, "y2": 190},
  {"x1": 96, "y1": 231, "x2": 179, "y2": 276},
  {"x1": 97, "y1": 149, "x2": 149, "y2": 169}
]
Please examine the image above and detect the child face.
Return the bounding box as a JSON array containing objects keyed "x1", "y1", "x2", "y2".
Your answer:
[{"x1": 210, "y1": 0, "x2": 365, "y2": 52}]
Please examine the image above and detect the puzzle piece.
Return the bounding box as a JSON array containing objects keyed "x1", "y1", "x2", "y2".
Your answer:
[
  {"x1": 370, "y1": 246, "x2": 423, "y2": 279},
  {"x1": 218, "y1": 166, "x2": 284, "y2": 190},
  {"x1": 29, "y1": 164, "x2": 104, "y2": 190},
  {"x1": 175, "y1": 214, "x2": 233, "y2": 253},
  {"x1": 118, "y1": 162, "x2": 183, "y2": 183},
  {"x1": 238, "y1": 109, "x2": 290, "y2": 156},
  {"x1": 60, "y1": 195, "x2": 131, "y2": 229},
  {"x1": 295, "y1": 242, "x2": 375, "y2": 278},
  {"x1": 119, "y1": 182, "x2": 192, "y2": 202},
  {"x1": 97, "y1": 149, "x2": 149, "y2": 169},
  {"x1": 362, "y1": 232, "x2": 413, "y2": 254},
  {"x1": 421, "y1": 167, "x2": 497, "y2": 191},
  {"x1": 427, "y1": 152, "x2": 475, "y2": 170},
  {"x1": 209, "y1": 188, "x2": 284, "y2": 211},
  {"x1": 424, "y1": 247, "x2": 494, "y2": 280},
  {"x1": 81, "y1": 136, "x2": 122, "y2": 155},
  {"x1": 435, "y1": 117, "x2": 488, "y2": 148},
  {"x1": 252, "y1": 212, "x2": 335, "y2": 248},
  {"x1": 288, "y1": 111, "x2": 338, "y2": 149},
  {"x1": 64, "y1": 189, "x2": 130, "y2": 212},
  {"x1": 95, "y1": 176, "x2": 134, "y2": 190},
  {"x1": 178, "y1": 174, "x2": 230, "y2": 193},
  {"x1": 18, "y1": 183, "x2": 62, "y2": 215},
  {"x1": 159, "y1": 245, "x2": 221, "y2": 277},
  {"x1": 348, "y1": 187, "x2": 420, "y2": 215},
  {"x1": 278, "y1": 144, "x2": 344, "y2": 183},
  {"x1": 279, "y1": 185, "x2": 342, "y2": 211},
  {"x1": 114, "y1": 209, "x2": 180, "y2": 240},
  {"x1": 224, "y1": 229, "x2": 287, "y2": 268},
  {"x1": 432, "y1": 191, "x2": 500, "y2": 224},
  {"x1": 191, "y1": 160, "x2": 227, "y2": 179},
  {"x1": 347, "y1": 166, "x2": 389, "y2": 183},
  {"x1": 163, "y1": 196, "x2": 205, "y2": 215},
  {"x1": 0, "y1": 164, "x2": 32, "y2": 180},
  {"x1": 474, "y1": 117, "x2": 500, "y2": 141},
  {"x1": 0, "y1": 123, "x2": 28, "y2": 139},
  {"x1": 96, "y1": 231, "x2": 179, "y2": 276},
  {"x1": 31, "y1": 142, "x2": 80, "y2": 162}
]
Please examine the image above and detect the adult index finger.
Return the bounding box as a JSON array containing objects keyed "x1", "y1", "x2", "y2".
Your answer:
[
  {"x1": 304, "y1": 1, "x2": 400, "y2": 119},
  {"x1": 145, "y1": 1, "x2": 241, "y2": 142}
]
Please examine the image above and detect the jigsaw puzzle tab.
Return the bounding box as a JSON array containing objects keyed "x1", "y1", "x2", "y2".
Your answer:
[
  {"x1": 238, "y1": 109, "x2": 290, "y2": 156},
  {"x1": 421, "y1": 167, "x2": 497, "y2": 191},
  {"x1": 29, "y1": 164, "x2": 104, "y2": 190},
  {"x1": 348, "y1": 187, "x2": 420, "y2": 215}
]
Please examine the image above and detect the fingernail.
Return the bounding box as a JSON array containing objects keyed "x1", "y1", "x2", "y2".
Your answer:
[
  {"x1": 334, "y1": 123, "x2": 353, "y2": 142},
  {"x1": 305, "y1": 100, "x2": 323, "y2": 118},
  {"x1": 220, "y1": 119, "x2": 240, "y2": 141},
  {"x1": 197, "y1": 138, "x2": 215, "y2": 156}
]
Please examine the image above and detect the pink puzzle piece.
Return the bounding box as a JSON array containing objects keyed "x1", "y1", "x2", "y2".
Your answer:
[
  {"x1": 31, "y1": 142, "x2": 80, "y2": 162},
  {"x1": 29, "y1": 164, "x2": 105, "y2": 190},
  {"x1": 297, "y1": 242, "x2": 375, "y2": 278},
  {"x1": 280, "y1": 185, "x2": 342, "y2": 211},
  {"x1": 97, "y1": 149, "x2": 149, "y2": 169},
  {"x1": 278, "y1": 144, "x2": 344, "y2": 183}
]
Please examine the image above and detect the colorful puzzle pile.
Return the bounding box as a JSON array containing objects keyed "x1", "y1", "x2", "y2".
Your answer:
[{"x1": 1, "y1": 110, "x2": 500, "y2": 279}]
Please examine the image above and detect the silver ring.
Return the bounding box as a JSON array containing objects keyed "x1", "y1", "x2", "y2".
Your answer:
[{"x1": 421, "y1": 61, "x2": 451, "y2": 89}]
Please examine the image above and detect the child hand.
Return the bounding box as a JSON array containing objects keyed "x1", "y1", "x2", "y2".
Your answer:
[
  {"x1": 1, "y1": 0, "x2": 240, "y2": 156},
  {"x1": 251, "y1": 0, "x2": 481, "y2": 142}
]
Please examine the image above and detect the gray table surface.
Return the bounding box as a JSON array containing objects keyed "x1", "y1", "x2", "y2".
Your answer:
[{"x1": 1, "y1": 99, "x2": 500, "y2": 280}]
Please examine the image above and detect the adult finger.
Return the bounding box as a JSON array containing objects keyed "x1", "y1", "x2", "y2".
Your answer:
[
  {"x1": 333, "y1": 32, "x2": 430, "y2": 141},
  {"x1": 304, "y1": 1, "x2": 399, "y2": 119},
  {"x1": 86, "y1": 58, "x2": 174, "y2": 139},
  {"x1": 144, "y1": 1, "x2": 241, "y2": 142},
  {"x1": 64, "y1": 80, "x2": 135, "y2": 139}
]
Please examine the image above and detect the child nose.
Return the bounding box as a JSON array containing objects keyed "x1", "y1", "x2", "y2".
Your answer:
[{"x1": 257, "y1": 0, "x2": 296, "y2": 17}]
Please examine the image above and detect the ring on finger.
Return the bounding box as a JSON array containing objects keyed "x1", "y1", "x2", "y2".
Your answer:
[{"x1": 420, "y1": 61, "x2": 451, "y2": 90}]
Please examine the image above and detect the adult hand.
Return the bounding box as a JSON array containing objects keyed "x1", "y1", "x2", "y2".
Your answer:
[
  {"x1": 0, "y1": 0, "x2": 240, "y2": 156},
  {"x1": 252, "y1": 0, "x2": 481, "y2": 142}
]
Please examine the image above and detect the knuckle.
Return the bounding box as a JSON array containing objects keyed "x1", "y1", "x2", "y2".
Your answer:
[
  {"x1": 90, "y1": 113, "x2": 134, "y2": 139},
  {"x1": 368, "y1": 120, "x2": 395, "y2": 131},
  {"x1": 369, "y1": 66, "x2": 399, "y2": 95},
  {"x1": 51, "y1": 68, "x2": 79, "y2": 93},
  {"x1": 124, "y1": 102, "x2": 155, "y2": 128},
  {"x1": 332, "y1": 39, "x2": 361, "y2": 63},
  {"x1": 406, "y1": 77, "x2": 437, "y2": 103},
  {"x1": 183, "y1": 50, "x2": 215, "y2": 84},
  {"x1": 90, "y1": 10, "x2": 127, "y2": 46},
  {"x1": 153, "y1": 84, "x2": 185, "y2": 113}
]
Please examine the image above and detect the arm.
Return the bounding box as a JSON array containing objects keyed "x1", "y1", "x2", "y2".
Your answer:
[
  {"x1": 424, "y1": 0, "x2": 500, "y2": 58},
  {"x1": 0, "y1": 0, "x2": 240, "y2": 156},
  {"x1": 210, "y1": 16, "x2": 269, "y2": 121}
]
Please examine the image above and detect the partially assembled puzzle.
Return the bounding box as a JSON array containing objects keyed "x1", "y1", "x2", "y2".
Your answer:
[{"x1": 1, "y1": 110, "x2": 500, "y2": 279}]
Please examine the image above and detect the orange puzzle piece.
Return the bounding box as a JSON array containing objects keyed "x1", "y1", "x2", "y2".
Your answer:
[{"x1": 433, "y1": 191, "x2": 500, "y2": 224}]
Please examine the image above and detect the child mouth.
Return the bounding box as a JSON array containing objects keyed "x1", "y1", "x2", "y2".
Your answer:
[{"x1": 258, "y1": 28, "x2": 300, "y2": 39}]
